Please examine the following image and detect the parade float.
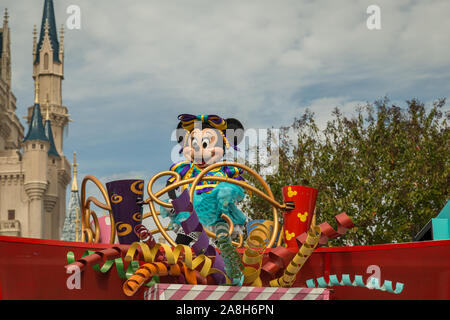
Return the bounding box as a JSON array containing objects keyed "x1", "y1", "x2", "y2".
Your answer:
[
  {"x1": 0, "y1": 113, "x2": 449, "y2": 300},
  {"x1": 0, "y1": 160, "x2": 449, "y2": 300}
]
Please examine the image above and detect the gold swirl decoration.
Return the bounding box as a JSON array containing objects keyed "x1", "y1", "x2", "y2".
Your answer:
[
  {"x1": 110, "y1": 194, "x2": 123, "y2": 204},
  {"x1": 122, "y1": 242, "x2": 229, "y2": 296},
  {"x1": 115, "y1": 222, "x2": 132, "y2": 237},
  {"x1": 132, "y1": 212, "x2": 142, "y2": 222},
  {"x1": 80, "y1": 175, "x2": 115, "y2": 244},
  {"x1": 130, "y1": 181, "x2": 144, "y2": 195},
  {"x1": 80, "y1": 162, "x2": 293, "y2": 248},
  {"x1": 145, "y1": 161, "x2": 292, "y2": 248}
]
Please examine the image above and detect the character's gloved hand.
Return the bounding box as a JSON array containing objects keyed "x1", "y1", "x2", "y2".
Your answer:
[
  {"x1": 136, "y1": 196, "x2": 145, "y2": 207},
  {"x1": 167, "y1": 181, "x2": 178, "y2": 200},
  {"x1": 283, "y1": 201, "x2": 295, "y2": 210}
]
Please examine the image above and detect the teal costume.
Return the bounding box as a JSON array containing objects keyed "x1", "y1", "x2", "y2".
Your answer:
[{"x1": 161, "y1": 161, "x2": 247, "y2": 229}]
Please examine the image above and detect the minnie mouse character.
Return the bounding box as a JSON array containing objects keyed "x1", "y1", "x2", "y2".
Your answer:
[{"x1": 161, "y1": 114, "x2": 247, "y2": 245}]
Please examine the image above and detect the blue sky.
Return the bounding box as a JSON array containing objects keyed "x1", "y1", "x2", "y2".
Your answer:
[{"x1": 2, "y1": 0, "x2": 450, "y2": 230}]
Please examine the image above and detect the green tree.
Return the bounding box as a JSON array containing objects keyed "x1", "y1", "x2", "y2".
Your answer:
[{"x1": 243, "y1": 98, "x2": 449, "y2": 245}]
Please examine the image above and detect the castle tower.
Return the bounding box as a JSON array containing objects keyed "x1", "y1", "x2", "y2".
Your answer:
[
  {"x1": 0, "y1": 2, "x2": 70, "y2": 240},
  {"x1": 61, "y1": 152, "x2": 80, "y2": 242},
  {"x1": 0, "y1": 8, "x2": 24, "y2": 238},
  {"x1": 0, "y1": 8, "x2": 23, "y2": 152},
  {"x1": 30, "y1": 0, "x2": 69, "y2": 155},
  {"x1": 43, "y1": 101, "x2": 60, "y2": 238},
  {"x1": 30, "y1": 0, "x2": 71, "y2": 239},
  {"x1": 23, "y1": 81, "x2": 49, "y2": 238}
]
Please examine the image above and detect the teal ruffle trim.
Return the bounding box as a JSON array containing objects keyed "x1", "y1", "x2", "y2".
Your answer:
[{"x1": 160, "y1": 182, "x2": 247, "y2": 228}]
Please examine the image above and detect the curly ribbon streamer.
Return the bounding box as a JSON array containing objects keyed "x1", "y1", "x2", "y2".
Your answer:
[
  {"x1": 134, "y1": 224, "x2": 155, "y2": 245},
  {"x1": 121, "y1": 193, "x2": 233, "y2": 297},
  {"x1": 66, "y1": 249, "x2": 159, "y2": 287},
  {"x1": 242, "y1": 220, "x2": 273, "y2": 286},
  {"x1": 66, "y1": 246, "x2": 125, "y2": 272},
  {"x1": 269, "y1": 225, "x2": 321, "y2": 287},
  {"x1": 123, "y1": 261, "x2": 224, "y2": 296},
  {"x1": 261, "y1": 213, "x2": 354, "y2": 280},
  {"x1": 306, "y1": 274, "x2": 404, "y2": 294},
  {"x1": 297, "y1": 212, "x2": 354, "y2": 246},
  {"x1": 215, "y1": 223, "x2": 244, "y2": 286},
  {"x1": 261, "y1": 212, "x2": 354, "y2": 278},
  {"x1": 261, "y1": 244, "x2": 298, "y2": 279},
  {"x1": 66, "y1": 238, "x2": 230, "y2": 297},
  {"x1": 122, "y1": 240, "x2": 230, "y2": 296},
  {"x1": 124, "y1": 262, "x2": 183, "y2": 296}
]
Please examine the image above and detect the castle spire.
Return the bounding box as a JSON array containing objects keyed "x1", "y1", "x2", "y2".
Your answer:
[
  {"x1": 59, "y1": 24, "x2": 64, "y2": 52},
  {"x1": 3, "y1": 8, "x2": 8, "y2": 26},
  {"x1": 71, "y1": 152, "x2": 78, "y2": 191},
  {"x1": 34, "y1": 77, "x2": 39, "y2": 104},
  {"x1": 24, "y1": 79, "x2": 49, "y2": 142},
  {"x1": 35, "y1": 0, "x2": 60, "y2": 64},
  {"x1": 44, "y1": 99, "x2": 60, "y2": 157},
  {"x1": 61, "y1": 152, "x2": 81, "y2": 242},
  {"x1": 1, "y1": 8, "x2": 11, "y2": 85},
  {"x1": 32, "y1": 24, "x2": 37, "y2": 56},
  {"x1": 45, "y1": 98, "x2": 49, "y2": 121}
]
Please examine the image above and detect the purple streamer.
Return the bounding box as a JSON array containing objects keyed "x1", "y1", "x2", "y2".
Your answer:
[{"x1": 173, "y1": 189, "x2": 226, "y2": 284}]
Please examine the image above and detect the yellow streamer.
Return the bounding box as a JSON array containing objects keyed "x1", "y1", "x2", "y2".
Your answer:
[
  {"x1": 269, "y1": 225, "x2": 321, "y2": 287},
  {"x1": 242, "y1": 220, "x2": 273, "y2": 286},
  {"x1": 123, "y1": 241, "x2": 230, "y2": 296}
]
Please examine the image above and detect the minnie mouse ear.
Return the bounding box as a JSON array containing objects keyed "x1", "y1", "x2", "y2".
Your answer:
[
  {"x1": 176, "y1": 121, "x2": 187, "y2": 145},
  {"x1": 225, "y1": 118, "x2": 245, "y2": 146}
]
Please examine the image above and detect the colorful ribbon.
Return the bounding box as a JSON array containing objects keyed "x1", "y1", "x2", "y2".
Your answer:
[
  {"x1": 115, "y1": 191, "x2": 232, "y2": 296},
  {"x1": 242, "y1": 220, "x2": 321, "y2": 288},
  {"x1": 66, "y1": 193, "x2": 358, "y2": 294},
  {"x1": 242, "y1": 220, "x2": 272, "y2": 287},
  {"x1": 306, "y1": 274, "x2": 404, "y2": 294},
  {"x1": 178, "y1": 114, "x2": 227, "y2": 132},
  {"x1": 261, "y1": 213, "x2": 352, "y2": 282},
  {"x1": 269, "y1": 225, "x2": 321, "y2": 287},
  {"x1": 66, "y1": 250, "x2": 159, "y2": 287},
  {"x1": 65, "y1": 231, "x2": 229, "y2": 297},
  {"x1": 215, "y1": 222, "x2": 244, "y2": 286},
  {"x1": 122, "y1": 240, "x2": 230, "y2": 296},
  {"x1": 134, "y1": 224, "x2": 156, "y2": 248},
  {"x1": 297, "y1": 212, "x2": 354, "y2": 246}
]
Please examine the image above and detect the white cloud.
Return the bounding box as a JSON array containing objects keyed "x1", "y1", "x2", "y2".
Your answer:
[
  {"x1": 304, "y1": 97, "x2": 368, "y2": 130},
  {"x1": 2, "y1": 0, "x2": 449, "y2": 188}
]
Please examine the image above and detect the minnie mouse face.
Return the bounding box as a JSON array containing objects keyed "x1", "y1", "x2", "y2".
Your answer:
[
  {"x1": 184, "y1": 127, "x2": 224, "y2": 168},
  {"x1": 176, "y1": 117, "x2": 244, "y2": 168}
]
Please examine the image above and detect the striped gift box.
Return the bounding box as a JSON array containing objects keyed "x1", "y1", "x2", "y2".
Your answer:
[{"x1": 144, "y1": 284, "x2": 330, "y2": 300}]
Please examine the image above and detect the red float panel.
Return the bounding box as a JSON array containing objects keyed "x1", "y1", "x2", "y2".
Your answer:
[{"x1": 0, "y1": 235, "x2": 449, "y2": 300}]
